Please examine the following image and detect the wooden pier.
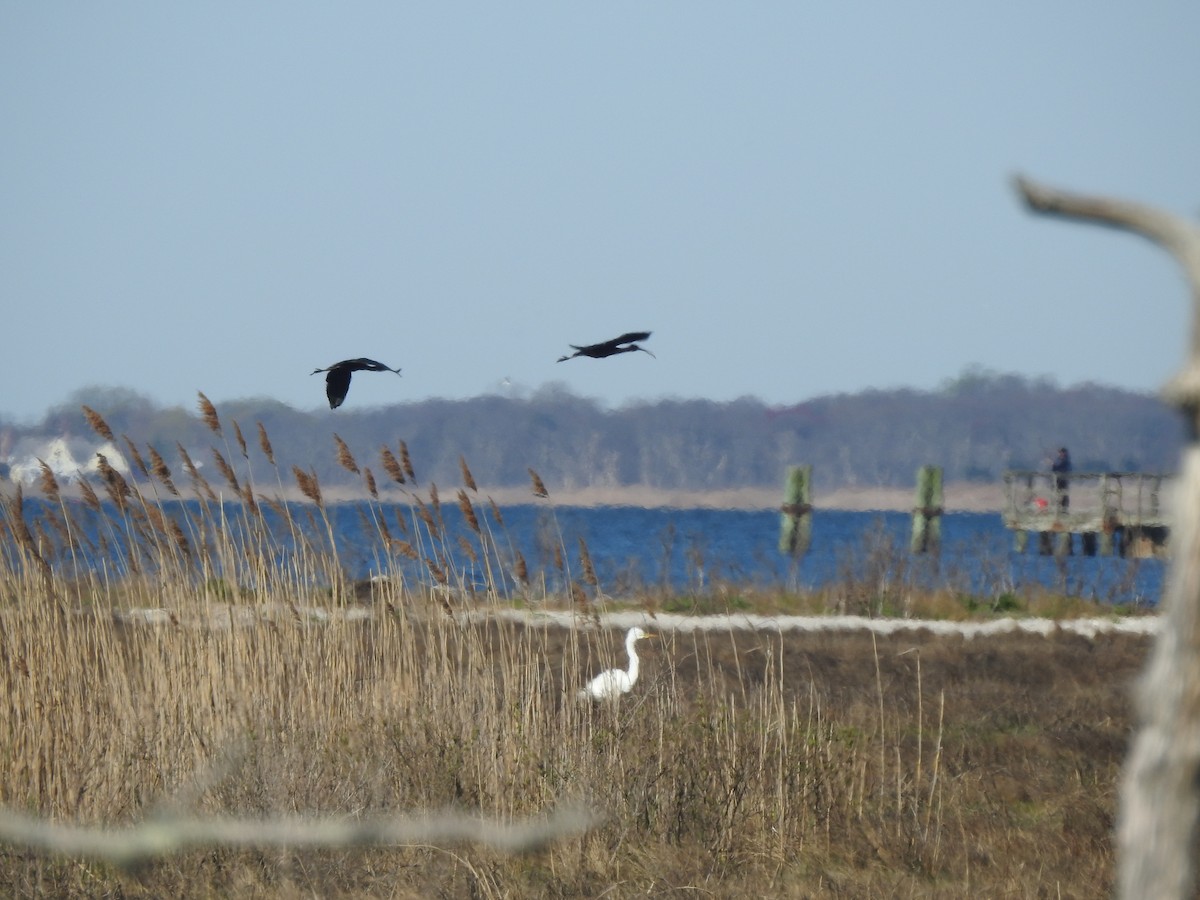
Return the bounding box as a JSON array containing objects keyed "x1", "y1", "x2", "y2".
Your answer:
[{"x1": 1002, "y1": 470, "x2": 1173, "y2": 557}]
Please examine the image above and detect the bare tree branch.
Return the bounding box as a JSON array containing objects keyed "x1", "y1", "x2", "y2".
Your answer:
[
  {"x1": 1013, "y1": 174, "x2": 1200, "y2": 413},
  {"x1": 0, "y1": 805, "x2": 599, "y2": 870},
  {"x1": 1014, "y1": 173, "x2": 1200, "y2": 899}
]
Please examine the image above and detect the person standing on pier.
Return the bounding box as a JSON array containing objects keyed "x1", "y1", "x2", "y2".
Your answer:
[{"x1": 1052, "y1": 447, "x2": 1072, "y2": 513}]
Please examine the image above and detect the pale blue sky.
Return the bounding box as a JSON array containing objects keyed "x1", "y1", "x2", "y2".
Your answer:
[{"x1": 2, "y1": 3, "x2": 1198, "y2": 421}]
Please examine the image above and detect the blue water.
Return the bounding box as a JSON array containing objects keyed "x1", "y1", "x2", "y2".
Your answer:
[
  {"x1": 336, "y1": 504, "x2": 1164, "y2": 607},
  {"x1": 9, "y1": 499, "x2": 1166, "y2": 606}
]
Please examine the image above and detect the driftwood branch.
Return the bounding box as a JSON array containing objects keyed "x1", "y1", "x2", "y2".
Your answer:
[
  {"x1": 0, "y1": 805, "x2": 599, "y2": 870},
  {"x1": 1014, "y1": 175, "x2": 1200, "y2": 413},
  {"x1": 1014, "y1": 173, "x2": 1200, "y2": 899}
]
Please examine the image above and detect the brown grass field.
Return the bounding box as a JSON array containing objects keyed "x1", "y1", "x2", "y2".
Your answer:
[{"x1": 0, "y1": 401, "x2": 1159, "y2": 898}]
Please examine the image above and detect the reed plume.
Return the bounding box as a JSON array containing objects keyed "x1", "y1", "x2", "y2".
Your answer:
[
  {"x1": 415, "y1": 499, "x2": 437, "y2": 533},
  {"x1": 260, "y1": 494, "x2": 287, "y2": 520},
  {"x1": 399, "y1": 441, "x2": 415, "y2": 482},
  {"x1": 578, "y1": 536, "x2": 598, "y2": 587},
  {"x1": 231, "y1": 420, "x2": 248, "y2": 458},
  {"x1": 240, "y1": 481, "x2": 258, "y2": 516},
  {"x1": 197, "y1": 392, "x2": 222, "y2": 435},
  {"x1": 81, "y1": 405, "x2": 114, "y2": 442},
  {"x1": 425, "y1": 556, "x2": 448, "y2": 585},
  {"x1": 77, "y1": 476, "x2": 102, "y2": 512},
  {"x1": 292, "y1": 466, "x2": 324, "y2": 507},
  {"x1": 168, "y1": 519, "x2": 191, "y2": 558},
  {"x1": 211, "y1": 448, "x2": 241, "y2": 494},
  {"x1": 528, "y1": 468, "x2": 549, "y2": 498},
  {"x1": 456, "y1": 534, "x2": 478, "y2": 566},
  {"x1": 513, "y1": 550, "x2": 528, "y2": 585},
  {"x1": 96, "y1": 454, "x2": 131, "y2": 512},
  {"x1": 122, "y1": 436, "x2": 150, "y2": 479},
  {"x1": 257, "y1": 422, "x2": 275, "y2": 466},
  {"x1": 363, "y1": 467, "x2": 378, "y2": 500},
  {"x1": 43, "y1": 507, "x2": 72, "y2": 549},
  {"x1": 334, "y1": 434, "x2": 360, "y2": 475},
  {"x1": 380, "y1": 447, "x2": 406, "y2": 484},
  {"x1": 2, "y1": 486, "x2": 52, "y2": 582},
  {"x1": 457, "y1": 490, "x2": 480, "y2": 535},
  {"x1": 570, "y1": 580, "x2": 589, "y2": 610},
  {"x1": 141, "y1": 503, "x2": 168, "y2": 536},
  {"x1": 36, "y1": 460, "x2": 60, "y2": 501},
  {"x1": 391, "y1": 539, "x2": 419, "y2": 560},
  {"x1": 176, "y1": 442, "x2": 217, "y2": 503},
  {"x1": 147, "y1": 445, "x2": 178, "y2": 496},
  {"x1": 488, "y1": 497, "x2": 505, "y2": 527},
  {"x1": 459, "y1": 456, "x2": 477, "y2": 493}
]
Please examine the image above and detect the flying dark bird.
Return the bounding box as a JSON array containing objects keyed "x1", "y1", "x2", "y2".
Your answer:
[
  {"x1": 310, "y1": 358, "x2": 402, "y2": 409},
  {"x1": 557, "y1": 331, "x2": 655, "y2": 363}
]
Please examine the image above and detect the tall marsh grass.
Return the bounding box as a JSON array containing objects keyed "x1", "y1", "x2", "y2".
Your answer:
[{"x1": 0, "y1": 398, "x2": 1144, "y2": 896}]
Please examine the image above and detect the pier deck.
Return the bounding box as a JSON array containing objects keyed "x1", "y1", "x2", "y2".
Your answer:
[{"x1": 1002, "y1": 470, "x2": 1173, "y2": 557}]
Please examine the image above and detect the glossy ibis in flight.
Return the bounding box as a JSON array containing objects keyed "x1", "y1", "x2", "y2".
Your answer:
[
  {"x1": 311, "y1": 358, "x2": 402, "y2": 409},
  {"x1": 557, "y1": 331, "x2": 655, "y2": 362}
]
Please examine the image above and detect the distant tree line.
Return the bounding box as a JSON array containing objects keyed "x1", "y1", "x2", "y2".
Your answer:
[{"x1": 0, "y1": 372, "x2": 1182, "y2": 493}]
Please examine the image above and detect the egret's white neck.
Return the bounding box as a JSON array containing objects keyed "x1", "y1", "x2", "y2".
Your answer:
[{"x1": 626, "y1": 634, "x2": 641, "y2": 684}]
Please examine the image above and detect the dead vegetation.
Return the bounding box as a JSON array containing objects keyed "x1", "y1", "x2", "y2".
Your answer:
[{"x1": 0, "y1": 399, "x2": 1154, "y2": 897}]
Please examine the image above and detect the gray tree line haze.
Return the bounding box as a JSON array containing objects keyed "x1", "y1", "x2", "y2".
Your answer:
[{"x1": 0, "y1": 372, "x2": 1178, "y2": 496}]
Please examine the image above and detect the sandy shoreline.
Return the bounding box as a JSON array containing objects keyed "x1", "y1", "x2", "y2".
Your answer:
[
  {"x1": 7, "y1": 481, "x2": 1007, "y2": 512},
  {"x1": 472, "y1": 482, "x2": 1006, "y2": 512}
]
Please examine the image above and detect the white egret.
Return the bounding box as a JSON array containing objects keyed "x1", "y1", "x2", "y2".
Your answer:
[{"x1": 577, "y1": 626, "x2": 656, "y2": 701}]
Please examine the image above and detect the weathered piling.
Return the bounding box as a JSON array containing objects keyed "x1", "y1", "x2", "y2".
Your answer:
[
  {"x1": 778, "y1": 465, "x2": 812, "y2": 556},
  {"x1": 911, "y1": 465, "x2": 943, "y2": 554}
]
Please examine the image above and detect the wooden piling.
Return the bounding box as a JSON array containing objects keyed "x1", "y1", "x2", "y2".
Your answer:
[
  {"x1": 779, "y1": 465, "x2": 813, "y2": 556},
  {"x1": 911, "y1": 465, "x2": 943, "y2": 554},
  {"x1": 1054, "y1": 531, "x2": 1072, "y2": 556}
]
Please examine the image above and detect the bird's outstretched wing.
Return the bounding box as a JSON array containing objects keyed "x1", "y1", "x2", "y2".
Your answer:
[
  {"x1": 344, "y1": 358, "x2": 402, "y2": 375},
  {"x1": 610, "y1": 331, "x2": 651, "y2": 345}
]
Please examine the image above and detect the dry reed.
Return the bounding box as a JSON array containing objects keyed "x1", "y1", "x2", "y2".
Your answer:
[
  {"x1": 292, "y1": 466, "x2": 323, "y2": 507},
  {"x1": 122, "y1": 435, "x2": 150, "y2": 479},
  {"x1": 148, "y1": 445, "x2": 178, "y2": 496},
  {"x1": 513, "y1": 550, "x2": 528, "y2": 585},
  {"x1": 528, "y1": 468, "x2": 549, "y2": 498},
  {"x1": 95, "y1": 454, "x2": 131, "y2": 511},
  {"x1": 257, "y1": 422, "x2": 275, "y2": 466},
  {"x1": 334, "y1": 433, "x2": 360, "y2": 475},
  {"x1": 0, "y1": 402, "x2": 1151, "y2": 898},
  {"x1": 399, "y1": 440, "x2": 416, "y2": 482},
  {"x1": 457, "y1": 490, "x2": 481, "y2": 535},
  {"x1": 197, "y1": 392, "x2": 221, "y2": 435},
  {"x1": 380, "y1": 446, "x2": 406, "y2": 484},
  {"x1": 211, "y1": 447, "x2": 240, "y2": 494},
  {"x1": 578, "y1": 536, "x2": 598, "y2": 587},
  {"x1": 37, "y1": 460, "x2": 60, "y2": 501},
  {"x1": 460, "y1": 455, "x2": 478, "y2": 493},
  {"x1": 232, "y1": 420, "x2": 248, "y2": 459},
  {"x1": 81, "y1": 405, "x2": 114, "y2": 442}
]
